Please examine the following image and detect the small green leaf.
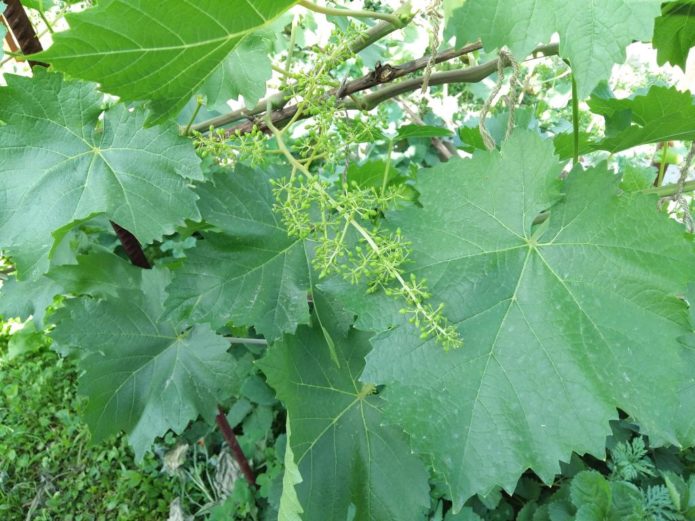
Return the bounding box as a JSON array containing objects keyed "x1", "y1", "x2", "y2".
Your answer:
[
  {"x1": 199, "y1": 32, "x2": 273, "y2": 112},
  {"x1": 654, "y1": 1, "x2": 695, "y2": 70},
  {"x1": 589, "y1": 86, "x2": 695, "y2": 153},
  {"x1": 0, "y1": 275, "x2": 61, "y2": 328},
  {"x1": 570, "y1": 472, "x2": 611, "y2": 514},
  {"x1": 7, "y1": 321, "x2": 46, "y2": 360},
  {"x1": 395, "y1": 124, "x2": 453, "y2": 141},
  {"x1": 278, "y1": 419, "x2": 304, "y2": 521}
]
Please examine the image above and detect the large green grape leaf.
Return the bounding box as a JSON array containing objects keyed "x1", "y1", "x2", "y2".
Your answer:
[
  {"x1": 51, "y1": 268, "x2": 237, "y2": 459},
  {"x1": 199, "y1": 32, "x2": 273, "y2": 112},
  {"x1": 258, "y1": 313, "x2": 431, "y2": 521},
  {"x1": 165, "y1": 165, "x2": 311, "y2": 340},
  {"x1": 361, "y1": 131, "x2": 695, "y2": 510},
  {"x1": 654, "y1": 1, "x2": 695, "y2": 70},
  {"x1": 36, "y1": 0, "x2": 296, "y2": 124},
  {"x1": 0, "y1": 71, "x2": 201, "y2": 280},
  {"x1": 448, "y1": 0, "x2": 660, "y2": 97}
]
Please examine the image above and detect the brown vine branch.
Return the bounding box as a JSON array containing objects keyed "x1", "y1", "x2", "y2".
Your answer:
[
  {"x1": 216, "y1": 405, "x2": 257, "y2": 487},
  {"x1": 1, "y1": 0, "x2": 46, "y2": 67},
  {"x1": 191, "y1": 14, "x2": 414, "y2": 133},
  {"x1": 223, "y1": 43, "x2": 558, "y2": 138}
]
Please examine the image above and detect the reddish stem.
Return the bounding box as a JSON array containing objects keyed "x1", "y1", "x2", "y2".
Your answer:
[
  {"x1": 110, "y1": 222, "x2": 151, "y2": 269},
  {"x1": 216, "y1": 405, "x2": 256, "y2": 487}
]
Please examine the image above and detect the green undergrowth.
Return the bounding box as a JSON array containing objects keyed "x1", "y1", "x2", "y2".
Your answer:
[
  {"x1": 0, "y1": 329, "x2": 181, "y2": 520},
  {"x1": 442, "y1": 421, "x2": 695, "y2": 521},
  {"x1": 0, "y1": 321, "x2": 288, "y2": 520}
]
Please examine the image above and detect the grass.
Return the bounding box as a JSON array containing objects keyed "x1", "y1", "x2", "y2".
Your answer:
[{"x1": 0, "y1": 326, "x2": 182, "y2": 520}]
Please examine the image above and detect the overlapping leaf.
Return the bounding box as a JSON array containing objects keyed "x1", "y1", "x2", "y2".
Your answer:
[
  {"x1": 0, "y1": 276, "x2": 61, "y2": 328},
  {"x1": 554, "y1": 85, "x2": 695, "y2": 160},
  {"x1": 0, "y1": 71, "x2": 201, "y2": 279},
  {"x1": 37, "y1": 0, "x2": 296, "y2": 124},
  {"x1": 199, "y1": 32, "x2": 273, "y2": 112},
  {"x1": 258, "y1": 313, "x2": 430, "y2": 521},
  {"x1": 165, "y1": 166, "x2": 311, "y2": 340},
  {"x1": 448, "y1": 0, "x2": 660, "y2": 97},
  {"x1": 52, "y1": 268, "x2": 237, "y2": 458},
  {"x1": 654, "y1": 0, "x2": 695, "y2": 70},
  {"x1": 361, "y1": 131, "x2": 695, "y2": 510},
  {"x1": 588, "y1": 85, "x2": 695, "y2": 152}
]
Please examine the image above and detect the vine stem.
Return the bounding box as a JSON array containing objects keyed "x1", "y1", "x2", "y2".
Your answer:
[
  {"x1": 183, "y1": 96, "x2": 203, "y2": 136},
  {"x1": 297, "y1": 0, "x2": 403, "y2": 26},
  {"x1": 228, "y1": 337, "x2": 268, "y2": 346},
  {"x1": 656, "y1": 142, "x2": 669, "y2": 187},
  {"x1": 216, "y1": 406, "x2": 257, "y2": 487},
  {"x1": 641, "y1": 179, "x2": 695, "y2": 197},
  {"x1": 190, "y1": 11, "x2": 415, "y2": 133},
  {"x1": 571, "y1": 73, "x2": 579, "y2": 165}
]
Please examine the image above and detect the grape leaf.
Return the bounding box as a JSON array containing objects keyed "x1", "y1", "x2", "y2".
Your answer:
[
  {"x1": 278, "y1": 419, "x2": 304, "y2": 521},
  {"x1": 258, "y1": 314, "x2": 431, "y2": 521},
  {"x1": 555, "y1": 86, "x2": 695, "y2": 159},
  {"x1": 199, "y1": 32, "x2": 273, "y2": 112},
  {"x1": 316, "y1": 276, "x2": 402, "y2": 333},
  {"x1": 51, "y1": 268, "x2": 237, "y2": 458},
  {"x1": 165, "y1": 165, "x2": 311, "y2": 340},
  {"x1": 588, "y1": 85, "x2": 695, "y2": 152},
  {"x1": 0, "y1": 71, "x2": 201, "y2": 280},
  {"x1": 654, "y1": 1, "x2": 695, "y2": 70},
  {"x1": 48, "y1": 250, "x2": 142, "y2": 298},
  {"x1": 0, "y1": 276, "x2": 61, "y2": 328},
  {"x1": 395, "y1": 124, "x2": 453, "y2": 140},
  {"x1": 36, "y1": 0, "x2": 296, "y2": 124},
  {"x1": 448, "y1": 0, "x2": 661, "y2": 97},
  {"x1": 362, "y1": 131, "x2": 695, "y2": 510}
]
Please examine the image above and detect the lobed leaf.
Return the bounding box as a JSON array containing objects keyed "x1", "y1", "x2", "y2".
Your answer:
[
  {"x1": 258, "y1": 310, "x2": 431, "y2": 521},
  {"x1": 165, "y1": 165, "x2": 311, "y2": 340},
  {"x1": 0, "y1": 71, "x2": 201, "y2": 279},
  {"x1": 448, "y1": 0, "x2": 661, "y2": 98},
  {"x1": 37, "y1": 0, "x2": 296, "y2": 124},
  {"x1": 362, "y1": 130, "x2": 695, "y2": 509},
  {"x1": 52, "y1": 268, "x2": 237, "y2": 459}
]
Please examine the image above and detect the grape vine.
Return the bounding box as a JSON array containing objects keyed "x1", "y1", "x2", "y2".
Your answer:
[{"x1": 1, "y1": 1, "x2": 695, "y2": 519}]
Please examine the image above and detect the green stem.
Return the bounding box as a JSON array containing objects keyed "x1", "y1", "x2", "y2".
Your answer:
[
  {"x1": 183, "y1": 96, "x2": 204, "y2": 135},
  {"x1": 381, "y1": 139, "x2": 394, "y2": 197},
  {"x1": 571, "y1": 73, "x2": 579, "y2": 165},
  {"x1": 38, "y1": 9, "x2": 54, "y2": 34},
  {"x1": 227, "y1": 337, "x2": 267, "y2": 345},
  {"x1": 656, "y1": 142, "x2": 669, "y2": 187},
  {"x1": 642, "y1": 179, "x2": 695, "y2": 197},
  {"x1": 282, "y1": 14, "x2": 300, "y2": 89},
  {"x1": 298, "y1": 0, "x2": 403, "y2": 26}
]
